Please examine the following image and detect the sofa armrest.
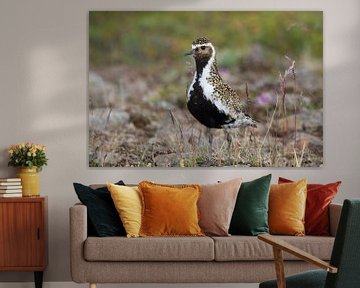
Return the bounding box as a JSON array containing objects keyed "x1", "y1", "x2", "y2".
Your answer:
[
  {"x1": 69, "y1": 203, "x2": 88, "y2": 283},
  {"x1": 329, "y1": 203, "x2": 342, "y2": 237}
]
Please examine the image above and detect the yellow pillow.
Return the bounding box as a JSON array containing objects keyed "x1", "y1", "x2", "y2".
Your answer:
[
  {"x1": 138, "y1": 181, "x2": 204, "y2": 237},
  {"x1": 107, "y1": 183, "x2": 142, "y2": 238},
  {"x1": 269, "y1": 179, "x2": 307, "y2": 236}
]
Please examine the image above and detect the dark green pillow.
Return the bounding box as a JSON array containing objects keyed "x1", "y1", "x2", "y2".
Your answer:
[
  {"x1": 73, "y1": 181, "x2": 126, "y2": 237},
  {"x1": 229, "y1": 174, "x2": 272, "y2": 236}
]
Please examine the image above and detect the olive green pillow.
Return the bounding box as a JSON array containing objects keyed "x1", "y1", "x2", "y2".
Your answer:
[{"x1": 229, "y1": 174, "x2": 272, "y2": 236}]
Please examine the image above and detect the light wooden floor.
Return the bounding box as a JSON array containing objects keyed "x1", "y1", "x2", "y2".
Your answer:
[{"x1": 0, "y1": 283, "x2": 259, "y2": 288}]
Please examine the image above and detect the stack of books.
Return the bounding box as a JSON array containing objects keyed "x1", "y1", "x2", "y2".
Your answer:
[{"x1": 0, "y1": 178, "x2": 22, "y2": 197}]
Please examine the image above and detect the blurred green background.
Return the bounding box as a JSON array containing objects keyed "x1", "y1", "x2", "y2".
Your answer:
[{"x1": 89, "y1": 11, "x2": 322, "y2": 69}]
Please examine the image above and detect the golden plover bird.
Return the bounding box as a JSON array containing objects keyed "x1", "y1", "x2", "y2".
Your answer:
[{"x1": 185, "y1": 37, "x2": 256, "y2": 160}]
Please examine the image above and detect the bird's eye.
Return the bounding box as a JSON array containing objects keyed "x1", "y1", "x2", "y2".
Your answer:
[{"x1": 201, "y1": 46, "x2": 206, "y2": 50}]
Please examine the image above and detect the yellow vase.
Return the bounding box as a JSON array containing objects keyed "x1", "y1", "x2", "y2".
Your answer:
[{"x1": 16, "y1": 167, "x2": 40, "y2": 197}]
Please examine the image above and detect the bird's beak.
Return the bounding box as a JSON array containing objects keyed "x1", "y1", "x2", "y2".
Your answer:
[{"x1": 184, "y1": 50, "x2": 193, "y2": 56}]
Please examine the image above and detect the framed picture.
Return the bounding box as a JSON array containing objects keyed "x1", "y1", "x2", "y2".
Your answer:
[{"x1": 89, "y1": 11, "x2": 323, "y2": 167}]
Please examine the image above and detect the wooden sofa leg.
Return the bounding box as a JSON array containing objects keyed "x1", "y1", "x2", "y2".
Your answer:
[{"x1": 89, "y1": 283, "x2": 96, "y2": 288}]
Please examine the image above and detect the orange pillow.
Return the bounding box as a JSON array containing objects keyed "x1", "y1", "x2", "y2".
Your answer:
[
  {"x1": 138, "y1": 181, "x2": 204, "y2": 237},
  {"x1": 269, "y1": 179, "x2": 307, "y2": 236}
]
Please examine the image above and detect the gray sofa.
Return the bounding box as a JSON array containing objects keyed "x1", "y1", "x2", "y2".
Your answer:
[{"x1": 70, "y1": 202, "x2": 342, "y2": 288}]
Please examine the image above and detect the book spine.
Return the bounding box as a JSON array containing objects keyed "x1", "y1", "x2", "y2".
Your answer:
[
  {"x1": 0, "y1": 183, "x2": 22, "y2": 186},
  {"x1": 0, "y1": 178, "x2": 21, "y2": 182}
]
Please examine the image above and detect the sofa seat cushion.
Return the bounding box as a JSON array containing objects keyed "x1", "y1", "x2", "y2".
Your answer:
[
  {"x1": 84, "y1": 236, "x2": 214, "y2": 261},
  {"x1": 212, "y1": 236, "x2": 334, "y2": 261}
]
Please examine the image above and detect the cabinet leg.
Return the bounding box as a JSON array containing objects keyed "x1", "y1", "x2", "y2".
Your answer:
[{"x1": 34, "y1": 271, "x2": 43, "y2": 288}]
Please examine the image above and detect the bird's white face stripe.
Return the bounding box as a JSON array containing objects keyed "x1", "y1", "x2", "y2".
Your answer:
[
  {"x1": 187, "y1": 42, "x2": 218, "y2": 103},
  {"x1": 191, "y1": 43, "x2": 214, "y2": 50}
]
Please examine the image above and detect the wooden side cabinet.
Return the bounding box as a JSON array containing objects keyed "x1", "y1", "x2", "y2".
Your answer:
[{"x1": 0, "y1": 197, "x2": 47, "y2": 288}]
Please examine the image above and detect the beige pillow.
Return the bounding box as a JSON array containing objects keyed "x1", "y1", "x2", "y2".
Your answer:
[{"x1": 198, "y1": 178, "x2": 242, "y2": 236}]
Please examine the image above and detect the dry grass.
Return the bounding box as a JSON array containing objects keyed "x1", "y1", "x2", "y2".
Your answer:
[{"x1": 89, "y1": 58, "x2": 323, "y2": 168}]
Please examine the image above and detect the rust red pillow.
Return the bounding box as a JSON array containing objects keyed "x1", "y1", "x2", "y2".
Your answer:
[{"x1": 278, "y1": 177, "x2": 341, "y2": 236}]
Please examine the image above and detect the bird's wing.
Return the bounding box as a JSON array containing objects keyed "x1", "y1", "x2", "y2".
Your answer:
[{"x1": 219, "y1": 82, "x2": 248, "y2": 114}]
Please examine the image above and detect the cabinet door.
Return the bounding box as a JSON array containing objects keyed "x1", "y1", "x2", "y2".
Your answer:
[{"x1": 0, "y1": 202, "x2": 44, "y2": 268}]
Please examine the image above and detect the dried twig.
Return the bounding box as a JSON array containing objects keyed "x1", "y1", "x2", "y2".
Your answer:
[
  {"x1": 169, "y1": 110, "x2": 184, "y2": 161},
  {"x1": 257, "y1": 94, "x2": 279, "y2": 166},
  {"x1": 279, "y1": 58, "x2": 296, "y2": 117},
  {"x1": 293, "y1": 141, "x2": 306, "y2": 167},
  {"x1": 286, "y1": 56, "x2": 298, "y2": 147},
  {"x1": 105, "y1": 107, "x2": 112, "y2": 130},
  {"x1": 279, "y1": 72, "x2": 286, "y2": 116},
  {"x1": 260, "y1": 95, "x2": 279, "y2": 149},
  {"x1": 245, "y1": 82, "x2": 249, "y2": 101},
  {"x1": 299, "y1": 141, "x2": 306, "y2": 167},
  {"x1": 98, "y1": 146, "x2": 107, "y2": 167}
]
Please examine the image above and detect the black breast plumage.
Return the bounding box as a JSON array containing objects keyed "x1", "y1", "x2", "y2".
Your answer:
[{"x1": 187, "y1": 80, "x2": 234, "y2": 129}]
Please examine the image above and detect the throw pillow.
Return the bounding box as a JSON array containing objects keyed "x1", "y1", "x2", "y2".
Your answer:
[
  {"x1": 198, "y1": 177, "x2": 242, "y2": 236},
  {"x1": 138, "y1": 181, "x2": 203, "y2": 237},
  {"x1": 107, "y1": 183, "x2": 142, "y2": 238},
  {"x1": 278, "y1": 177, "x2": 341, "y2": 236},
  {"x1": 73, "y1": 181, "x2": 126, "y2": 237},
  {"x1": 269, "y1": 179, "x2": 307, "y2": 236},
  {"x1": 229, "y1": 174, "x2": 272, "y2": 236}
]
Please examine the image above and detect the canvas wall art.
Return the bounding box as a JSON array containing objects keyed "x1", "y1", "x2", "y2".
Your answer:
[{"x1": 88, "y1": 11, "x2": 323, "y2": 167}]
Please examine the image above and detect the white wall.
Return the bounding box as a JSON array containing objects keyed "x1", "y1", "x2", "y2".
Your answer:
[{"x1": 0, "y1": 0, "x2": 359, "y2": 283}]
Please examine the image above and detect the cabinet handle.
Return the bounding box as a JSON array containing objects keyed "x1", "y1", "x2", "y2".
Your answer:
[{"x1": 37, "y1": 228, "x2": 40, "y2": 240}]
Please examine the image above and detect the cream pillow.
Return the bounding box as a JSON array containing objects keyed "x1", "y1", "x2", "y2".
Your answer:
[{"x1": 107, "y1": 183, "x2": 142, "y2": 237}]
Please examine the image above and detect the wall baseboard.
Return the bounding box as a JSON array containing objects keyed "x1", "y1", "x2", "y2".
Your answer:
[{"x1": 0, "y1": 282, "x2": 259, "y2": 288}]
